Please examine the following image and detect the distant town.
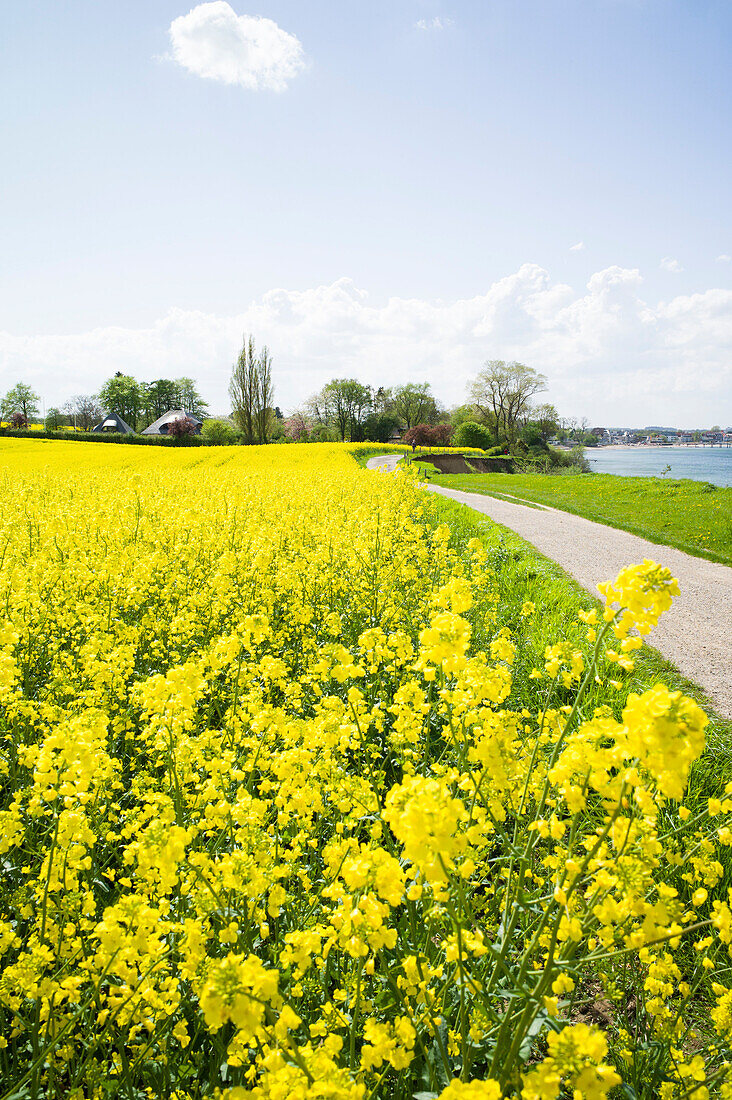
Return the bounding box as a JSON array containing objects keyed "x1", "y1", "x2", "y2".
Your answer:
[{"x1": 571, "y1": 426, "x2": 732, "y2": 447}]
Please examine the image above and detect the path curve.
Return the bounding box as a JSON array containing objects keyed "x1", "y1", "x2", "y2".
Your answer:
[
  {"x1": 365, "y1": 456, "x2": 732, "y2": 717},
  {"x1": 366, "y1": 454, "x2": 403, "y2": 473}
]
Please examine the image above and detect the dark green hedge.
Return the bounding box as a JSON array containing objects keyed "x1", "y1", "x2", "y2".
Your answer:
[{"x1": 0, "y1": 429, "x2": 208, "y2": 446}]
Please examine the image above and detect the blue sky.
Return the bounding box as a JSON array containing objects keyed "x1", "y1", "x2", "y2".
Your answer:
[{"x1": 1, "y1": 1, "x2": 731, "y2": 425}]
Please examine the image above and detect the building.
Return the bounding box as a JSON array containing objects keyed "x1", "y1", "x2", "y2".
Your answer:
[
  {"x1": 92, "y1": 413, "x2": 134, "y2": 434},
  {"x1": 141, "y1": 410, "x2": 203, "y2": 436}
]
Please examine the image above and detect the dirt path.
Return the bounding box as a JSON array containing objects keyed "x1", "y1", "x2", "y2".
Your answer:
[{"x1": 365, "y1": 456, "x2": 732, "y2": 716}]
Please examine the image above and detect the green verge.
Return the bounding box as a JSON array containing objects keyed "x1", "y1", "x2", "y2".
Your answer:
[
  {"x1": 427, "y1": 470, "x2": 732, "y2": 566},
  {"x1": 419, "y1": 490, "x2": 732, "y2": 868}
]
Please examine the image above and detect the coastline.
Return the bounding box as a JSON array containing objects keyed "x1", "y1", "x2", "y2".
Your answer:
[{"x1": 591, "y1": 443, "x2": 731, "y2": 451}]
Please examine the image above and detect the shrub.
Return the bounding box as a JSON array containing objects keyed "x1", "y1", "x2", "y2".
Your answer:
[
  {"x1": 283, "y1": 413, "x2": 312, "y2": 442},
  {"x1": 453, "y1": 421, "x2": 493, "y2": 450},
  {"x1": 549, "y1": 444, "x2": 590, "y2": 472},
  {"x1": 201, "y1": 418, "x2": 236, "y2": 445},
  {"x1": 166, "y1": 416, "x2": 198, "y2": 439},
  {"x1": 403, "y1": 422, "x2": 454, "y2": 448},
  {"x1": 10, "y1": 412, "x2": 27, "y2": 429}
]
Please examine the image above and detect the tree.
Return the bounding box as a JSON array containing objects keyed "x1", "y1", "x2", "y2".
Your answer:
[
  {"x1": 469, "y1": 361, "x2": 547, "y2": 445},
  {"x1": 284, "y1": 411, "x2": 312, "y2": 442},
  {"x1": 362, "y1": 412, "x2": 401, "y2": 444},
  {"x1": 176, "y1": 377, "x2": 208, "y2": 418},
  {"x1": 63, "y1": 395, "x2": 103, "y2": 431},
  {"x1": 450, "y1": 404, "x2": 481, "y2": 430},
  {"x1": 230, "y1": 337, "x2": 258, "y2": 444},
  {"x1": 201, "y1": 418, "x2": 236, "y2": 445},
  {"x1": 403, "y1": 423, "x2": 453, "y2": 448},
  {"x1": 2, "y1": 382, "x2": 40, "y2": 424},
  {"x1": 98, "y1": 374, "x2": 142, "y2": 431},
  {"x1": 254, "y1": 347, "x2": 274, "y2": 445},
  {"x1": 136, "y1": 378, "x2": 207, "y2": 427},
  {"x1": 453, "y1": 421, "x2": 493, "y2": 450},
  {"x1": 532, "y1": 403, "x2": 560, "y2": 443},
  {"x1": 267, "y1": 412, "x2": 286, "y2": 442},
  {"x1": 311, "y1": 379, "x2": 372, "y2": 442},
  {"x1": 229, "y1": 336, "x2": 274, "y2": 445},
  {"x1": 166, "y1": 416, "x2": 198, "y2": 439},
  {"x1": 45, "y1": 408, "x2": 65, "y2": 431},
  {"x1": 389, "y1": 383, "x2": 440, "y2": 429},
  {"x1": 141, "y1": 379, "x2": 181, "y2": 424}
]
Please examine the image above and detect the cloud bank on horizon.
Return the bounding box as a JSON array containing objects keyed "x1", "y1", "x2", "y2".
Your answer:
[
  {"x1": 168, "y1": 2, "x2": 307, "y2": 91},
  {"x1": 2, "y1": 264, "x2": 730, "y2": 427}
]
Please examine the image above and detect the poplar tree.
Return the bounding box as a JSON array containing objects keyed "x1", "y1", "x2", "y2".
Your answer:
[{"x1": 229, "y1": 336, "x2": 274, "y2": 445}]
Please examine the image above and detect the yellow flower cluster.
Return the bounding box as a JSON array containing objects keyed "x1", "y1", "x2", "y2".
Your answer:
[{"x1": 0, "y1": 438, "x2": 729, "y2": 1100}]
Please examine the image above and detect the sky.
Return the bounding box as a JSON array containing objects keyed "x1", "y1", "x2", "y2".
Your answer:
[{"x1": 1, "y1": 0, "x2": 731, "y2": 427}]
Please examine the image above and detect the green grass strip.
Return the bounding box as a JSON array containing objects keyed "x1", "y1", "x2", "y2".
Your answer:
[{"x1": 428, "y1": 470, "x2": 732, "y2": 566}]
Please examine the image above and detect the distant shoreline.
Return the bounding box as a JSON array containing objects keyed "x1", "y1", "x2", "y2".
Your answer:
[{"x1": 590, "y1": 443, "x2": 731, "y2": 451}]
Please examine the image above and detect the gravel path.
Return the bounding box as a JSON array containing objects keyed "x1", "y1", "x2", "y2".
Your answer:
[
  {"x1": 365, "y1": 456, "x2": 732, "y2": 717},
  {"x1": 367, "y1": 454, "x2": 403, "y2": 473}
]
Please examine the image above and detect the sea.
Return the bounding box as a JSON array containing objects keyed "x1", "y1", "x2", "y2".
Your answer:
[{"x1": 585, "y1": 446, "x2": 732, "y2": 488}]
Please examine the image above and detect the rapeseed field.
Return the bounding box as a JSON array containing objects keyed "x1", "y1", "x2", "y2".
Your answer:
[{"x1": 0, "y1": 439, "x2": 730, "y2": 1100}]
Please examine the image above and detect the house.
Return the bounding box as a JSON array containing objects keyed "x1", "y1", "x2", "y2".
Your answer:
[
  {"x1": 92, "y1": 413, "x2": 134, "y2": 434},
  {"x1": 141, "y1": 410, "x2": 203, "y2": 436}
]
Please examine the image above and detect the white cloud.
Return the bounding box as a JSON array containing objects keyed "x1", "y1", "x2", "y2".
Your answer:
[
  {"x1": 717, "y1": 254, "x2": 731, "y2": 263},
  {"x1": 415, "y1": 17, "x2": 454, "y2": 30},
  {"x1": 3, "y1": 266, "x2": 732, "y2": 426},
  {"x1": 569, "y1": 241, "x2": 585, "y2": 252},
  {"x1": 168, "y1": 2, "x2": 306, "y2": 91},
  {"x1": 660, "y1": 256, "x2": 684, "y2": 273}
]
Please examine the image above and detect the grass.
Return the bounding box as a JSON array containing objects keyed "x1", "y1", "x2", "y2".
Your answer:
[
  {"x1": 420, "y1": 491, "x2": 732, "y2": 823},
  {"x1": 426, "y1": 470, "x2": 732, "y2": 566}
]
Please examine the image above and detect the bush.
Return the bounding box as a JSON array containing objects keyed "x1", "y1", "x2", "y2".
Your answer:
[
  {"x1": 201, "y1": 418, "x2": 237, "y2": 445},
  {"x1": 403, "y1": 423, "x2": 454, "y2": 448},
  {"x1": 521, "y1": 424, "x2": 544, "y2": 448},
  {"x1": 549, "y1": 444, "x2": 590, "y2": 472},
  {"x1": 166, "y1": 416, "x2": 198, "y2": 439},
  {"x1": 453, "y1": 421, "x2": 493, "y2": 450}
]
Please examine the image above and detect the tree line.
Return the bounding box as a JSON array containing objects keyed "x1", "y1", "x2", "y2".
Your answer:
[
  {"x1": 0, "y1": 376, "x2": 208, "y2": 432},
  {"x1": 2, "y1": 350, "x2": 594, "y2": 458},
  {"x1": 284, "y1": 362, "x2": 564, "y2": 451},
  {"x1": 286, "y1": 380, "x2": 446, "y2": 444}
]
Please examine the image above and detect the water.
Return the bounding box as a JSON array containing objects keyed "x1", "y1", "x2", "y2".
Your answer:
[{"x1": 585, "y1": 446, "x2": 732, "y2": 487}]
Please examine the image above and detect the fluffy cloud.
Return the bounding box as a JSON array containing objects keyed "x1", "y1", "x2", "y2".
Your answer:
[
  {"x1": 415, "y1": 17, "x2": 453, "y2": 30},
  {"x1": 168, "y1": 2, "x2": 306, "y2": 91},
  {"x1": 569, "y1": 241, "x2": 585, "y2": 251},
  {"x1": 717, "y1": 254, "x2": 731, "y2": 263},
  {"x1": 660, "y1": 256, "x2": 684, "y2": 273},
  {"x1": 3, "y1": 266, "x2": 731, "y2": 425}
]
